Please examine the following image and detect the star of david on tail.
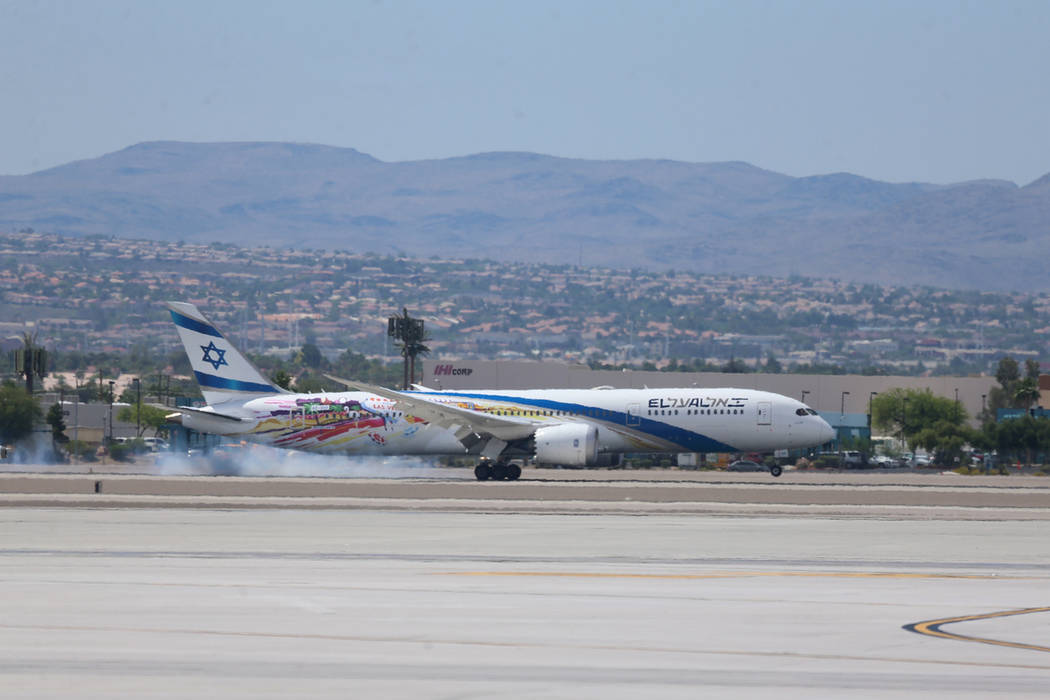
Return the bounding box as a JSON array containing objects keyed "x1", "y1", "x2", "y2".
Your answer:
[
  {"x1": 167, "y1": 301, "x2": 286, "y2": 405},
  {"x1": 200, "y1": 341, "x2": 228, "y2": 371}
]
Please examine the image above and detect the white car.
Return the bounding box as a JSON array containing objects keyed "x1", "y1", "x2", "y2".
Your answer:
[
  {"x1": 842, "y1": 450, "x2": 864, "y2": 467},
  {"x1": 142, "y1": 437, "x2": 170, "y2": 452}
]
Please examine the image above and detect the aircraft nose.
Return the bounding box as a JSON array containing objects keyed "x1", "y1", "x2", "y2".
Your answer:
[{"x1": 819, "y1": 419, "x2": 836, "y2": 445}]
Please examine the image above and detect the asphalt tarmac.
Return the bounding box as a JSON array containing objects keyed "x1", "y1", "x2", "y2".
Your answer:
[{"x1": 1, "y1": 468, "x2": 1049, "y2": 697}]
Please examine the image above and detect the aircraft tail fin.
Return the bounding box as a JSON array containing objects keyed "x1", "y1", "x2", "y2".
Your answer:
[{"x1": 166, "y1": 301, "x2": 287, "y2": 405}]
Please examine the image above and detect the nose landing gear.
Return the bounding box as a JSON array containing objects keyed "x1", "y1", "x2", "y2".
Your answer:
[{"x1": 474, "y1": 460, "x2": 522, "y2": 481}]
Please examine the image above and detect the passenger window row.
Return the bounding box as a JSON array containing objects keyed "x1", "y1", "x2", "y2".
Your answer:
[{"x1": 647, "y1": 408, "x2": 744, "y2": 416}]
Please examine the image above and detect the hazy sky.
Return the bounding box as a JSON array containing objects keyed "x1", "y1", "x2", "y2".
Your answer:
[{"x1": 2, "y1": 0, "x2": 1048, "y2": 184}]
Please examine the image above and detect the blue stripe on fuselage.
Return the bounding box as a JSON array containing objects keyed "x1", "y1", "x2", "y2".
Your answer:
[
  {"x1": 170, "y1": 310, "x2": 223, "y2": 337},
  {"x1": 194, "y1": 371, "x2": 277, "y2": 394},
  {"x1": 411, "y1": 391, "x2": 737, "y2": 453}
]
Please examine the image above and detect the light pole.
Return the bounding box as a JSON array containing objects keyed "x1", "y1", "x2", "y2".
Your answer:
[
  {"x1": 801, "y1": 390, "x2": 810, "y2": 405},
  {"x1": 838, "y1": 391, "x2": 850, "y2": 457},
  {"x1": 901, "y1": 397, "x2": 909, "y2": 457},
  {"x1": 107, "y1": 380, "x2": 115, "y2": 445},
  {"x1": 133, "y1": 377, "x2": 141, "y2": 437},
  {"x1": 981, "y1": 393, "x2": 987, "y2": 422},
  {"x1": 954, "y1": 387, "x2": 959, "y2": 421},
  {"x1": 72, "y1": 376, "x2": 80, "y2": 463},
  {"x1": 868, "y1": 391, "x2": 878, "y2": 439},
  {"x1": 831, "y1": 388, "x2": 848, "y2": 459}
]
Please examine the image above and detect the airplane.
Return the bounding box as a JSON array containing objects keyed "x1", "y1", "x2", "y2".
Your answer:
[{"x1": 166, "y1": 301, "x2": 835, "y2": 480}]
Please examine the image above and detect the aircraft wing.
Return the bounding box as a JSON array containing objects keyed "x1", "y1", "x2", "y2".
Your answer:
[
  {"x1": 167, "y1": 405, "x2": 245, "y2": 422},
  {"x1": 324, "y1": 374, "x2": 537, "y2": 441}
]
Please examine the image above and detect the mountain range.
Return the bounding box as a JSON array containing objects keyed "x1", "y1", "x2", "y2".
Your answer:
[{"x1": 2, "y1": 141, "x2": 1048, "y2": 290}]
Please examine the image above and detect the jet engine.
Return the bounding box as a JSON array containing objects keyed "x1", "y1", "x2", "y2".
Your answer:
[{"x1": 534, "y1": 423, "x2": 599, "y2": 466}]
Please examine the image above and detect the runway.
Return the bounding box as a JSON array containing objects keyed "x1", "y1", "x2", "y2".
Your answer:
[
  {"x1": 2, "y1": 470, "x2": 1049, "y2": 697},
  {"x1": 2, "y1": 468, "x2": 1050, "y2": 519}
]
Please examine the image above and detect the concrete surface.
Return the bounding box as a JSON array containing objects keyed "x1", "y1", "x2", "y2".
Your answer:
[
  {"x1": 2, "y1": 469, "x2": 1050, "y2": 520},
  {"x1": 2, "y1": 506, "x2": 1049, "y2": 698}
]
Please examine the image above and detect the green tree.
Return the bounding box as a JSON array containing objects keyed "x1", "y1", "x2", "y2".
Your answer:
[
  {"x1": 73, "y1": 379, "x2": 96, "y2": 403},
  {"x1": 722, "y1": 356, "x2": 750, "y2": 373},
  {"x1": 0, "y1": 382, "x2": 41, "y2": 444},
  {"x1": 996, "y1": 356, "x2": 1020, "y2": 390},
  {"x1": 762, "y1": 352, "x2": 782, "y2": 374},
  {"x1": 990, "y1": 416, "x2": 1050, "y2": 466},
  {"x1": 988, "y1": 356, "x2": 1026, "y2": 411},
  {"x1": 330, "y1": 350, "x2": 402, "y2": 386},
  {"x1": 871, "y1": 388, "x2": 968, "y2": 455},
  {"x1": 45, "y1": 403, "x2": 68, "y2": 443},
  {"x1": 1014, "y1": 378, "x2": 1041, "y2": 409},
  {"x1": 292, "y1": 372, "x2": 328, "y2": 393},
  {"x1": 911, "y1": 420, "x2": 977, "y2": 467},
  {"x1": 297, "y1": 343, "x2": 325, "y2": 370},
  {"x1": 272, "y1": 370, "x2": 292, "y2": 390},
  {"x1": 116, "y1": 403, "x2": 171, "y2": 437}
]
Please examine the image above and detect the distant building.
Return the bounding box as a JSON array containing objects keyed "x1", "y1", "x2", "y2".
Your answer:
[{"x1": 422, "y1": 359, "x2": 997, "y2": 427}]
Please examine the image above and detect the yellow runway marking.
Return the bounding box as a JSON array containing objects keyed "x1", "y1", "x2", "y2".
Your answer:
[
  {"x1": 441, "y1": 572, "x2": 1050, "y2": 656},
  {"x1": 905, "y1": 607, "x2": 1050, "y2": 653},
  {"x1": 439, "y1": 570, "x2": 1026, "y2": 581}
]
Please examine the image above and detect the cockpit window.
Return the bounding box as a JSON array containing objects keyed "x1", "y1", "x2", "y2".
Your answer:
[
  {"x1": 796, "y1": 408, "x2": 809, "y2": 416},
  {"x1": 807, "y1": 408, "x2": 819, "y2": 415}
]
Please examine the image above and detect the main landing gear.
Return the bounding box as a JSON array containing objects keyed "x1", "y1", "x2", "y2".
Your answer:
[{"x1": 474, "y1": 460, "x2": 522, "y2": 481}]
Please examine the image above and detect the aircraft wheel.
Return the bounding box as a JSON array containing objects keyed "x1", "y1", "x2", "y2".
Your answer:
[
  {"x1": 491, "y1": 462, "x2": 509, "y2": 480},
  {"x1": 474, "y1": 463, "x2": 492, "y2": 481},
  {"x1": 770, "y1": 465, "x2": 783, "y2": 478},
  {"x1": 506, "y1": 463, "x2": 522, "y2": 481}
]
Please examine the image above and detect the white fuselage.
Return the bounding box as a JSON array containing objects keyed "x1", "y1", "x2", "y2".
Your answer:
[{"x1": 180, "y1": 387, "x2": 834, "y2": 460}]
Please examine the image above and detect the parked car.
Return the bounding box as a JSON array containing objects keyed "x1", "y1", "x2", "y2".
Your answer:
[
  {"x1": 728, "y1": 459, "x2": 784, "y2": 477},
  {"x1": 727, "y1": 459, "x2": 766, "y2": 472},
  {"x1": 842, "y1": 450, "x2": 865, "y2": 467},
  {"x1": 142, "y1": 437, "x2": 170, "y2": 452}
]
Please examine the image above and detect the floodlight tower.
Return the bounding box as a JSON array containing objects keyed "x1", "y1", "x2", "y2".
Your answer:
[
  {"x1": 387, "y1": 308, "x2": 429, "y2": 390},
  {"x1": 14, "y1": 333, "x2": 47, "y2": 394}
]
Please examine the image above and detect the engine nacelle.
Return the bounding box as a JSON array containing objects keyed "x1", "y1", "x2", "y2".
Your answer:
[{"x1": 534, "y1": 423, "x2": 599, "y2": 466}]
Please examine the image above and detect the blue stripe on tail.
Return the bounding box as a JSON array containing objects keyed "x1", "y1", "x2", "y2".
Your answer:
[
  {"x1": 194, "y1": 371, "x2": 276, "y2": 393},
  {"x1": 170, "y1": 310, "x2": 223, "y2": 338}
]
